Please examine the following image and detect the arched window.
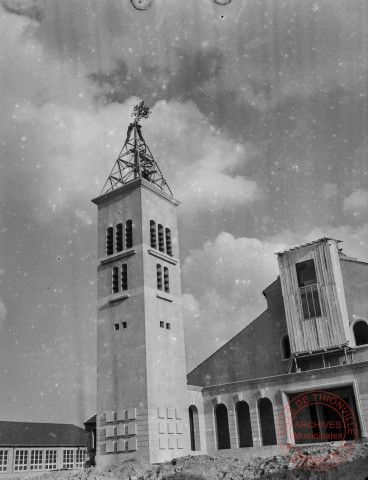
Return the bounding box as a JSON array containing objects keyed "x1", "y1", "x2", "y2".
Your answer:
[
  {"x1": 112, "y1": 266, "x2": 119, "y2": 294},
  {"x1": 125, "y1": 220, "x2": 133, "y2": 249},
  {"x1": 189, "y1": 405, "x2": 201, "y2": 451},
  {"x1": 156, "y1": 264, "x2": 162, "y2": 290},
  {"x1": 258, "y1": 398, "x2": 277, "y2": 446},
  {"x1": 158, "y1": 224, "x2": 165, "y2": 252},
  {"x1": 150, "y1": 220, "x2": 157, "y2": 248},
  {"x1": 106, "y1": 227, "x2": 113, "y2": 255},
  {"x1": 121, "y1": 264, "x2": 128, "y2": 291},
  {"x1": 236, "y1": 401, "x2": 253, "y2": 448},
  {"x1": 116, "y1": 223, "x2": 123, "y2": 252},
  {"x1": 281, "y1": 334, "x2": 291, "y2": 359},
  {"x1": 215, "y1": 404, "x2": 230, "y2": 450},
  {"x1": 164, "y1": 267, "x2": 170, "y2": 293},
  {"x1": 165, "y1": 228, "x2": 172, "y2": 256},
  {"x1": 353, "y1": 320, "x2": 368, "y2": 346}
]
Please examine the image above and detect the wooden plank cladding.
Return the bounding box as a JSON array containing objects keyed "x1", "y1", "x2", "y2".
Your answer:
[{"x1": 277, "y1": 239, "x2": 350, "y2": 354}]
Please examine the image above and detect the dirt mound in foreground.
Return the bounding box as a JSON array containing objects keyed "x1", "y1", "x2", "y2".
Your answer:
[{"x1": 9, "y1": 441, "x2": 368, "y2": 480}]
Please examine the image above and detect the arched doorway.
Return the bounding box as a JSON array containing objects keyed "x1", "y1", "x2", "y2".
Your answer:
[
  {"x1": 189, "y1": 405, "x2": 201, "y2": 451},
  {"x1": 236, "y1": 401, "x2": 253, "y2": 447},
  {"x1": 258, "y1": 397, "x2": 277, "y2": 446},
  {"x1": 215, "y1": 404, "x2": 231, "y2": 449}
]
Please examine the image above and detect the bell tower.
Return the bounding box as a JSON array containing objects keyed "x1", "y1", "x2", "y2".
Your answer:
[{"x1": 91, "y1": 102, "x2": 189, "y2": 465}]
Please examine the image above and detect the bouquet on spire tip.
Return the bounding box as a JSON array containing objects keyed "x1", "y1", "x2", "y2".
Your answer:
[{"x1": 132, "y1": 100, "x2": 151, "y2": 123}]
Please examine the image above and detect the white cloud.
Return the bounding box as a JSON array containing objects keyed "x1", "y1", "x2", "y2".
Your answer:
[
  {"x1": 343, "y1": 189, "x2": 368, "y2": 215},
  {"x1": 321, "y1": 182, "x2": 338, "y2": 200}
]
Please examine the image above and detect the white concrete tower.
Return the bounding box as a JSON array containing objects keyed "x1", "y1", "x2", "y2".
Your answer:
[{"x1": 91, "y1": 103, "x2": 190, "y2": 465}]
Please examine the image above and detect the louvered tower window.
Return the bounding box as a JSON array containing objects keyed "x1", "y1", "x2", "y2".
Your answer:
[
  {"x1": 112, "y1": 266, "x2": 119, "y2": 294},
  {"x1": 116, "y1": 223, "x2": 123, "y2": 252},
  {"x1": 106, "y1": 227, "x2": 113, "y2": 255},
  {"x1": 157, "y1": 264, "x2": 163, "y2": 290},
  {"x1": 158, "y1": 224, "x2": 165, "y2": 252},
  {"x1": 125, "y1": 220, "x2": 133, "y2": 248},
  {"x1": 164, "y1": 266, "x2": 170, "y2": 293},
  {"x1": 121, "y1": 263, "x2": 128, "y2": 291},
  {"x1": 165, "y1": 228, "x2": 172, "y2": 256},
  {"x1": 150, "y1": 220, "x2": 157, "y2": 248}
]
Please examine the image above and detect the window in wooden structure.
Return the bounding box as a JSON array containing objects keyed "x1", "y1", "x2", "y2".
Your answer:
[
  {"x1": 63, "y1": 450, "x2": 74, "y2": 469},
  {"x1": 215, "y1": 404, "x2": 231, "y2": 449},
  {"x1": 121, "y1": 263, "x2": 128, "y2": 291},
  {"x1": 150, "y1": 220, "x2": 157, "y2": 248},
  {"x1": 125, "y1": 220, "x2": 133, "y2": 249},
  {"x1": 258, "y1": 398, "x2": 277, "y2": 446},
  {"x1": 30, "y1": 450, "x2": 43, "y2": 470},
  {"x1": 44, "y1": 450, "x2": 57, "y2": 470},
  {"x1": 106, "y1": 227, "x2": 113, "y2": 255},
  {"x1": 112, "y1": 266, "x2": 119, "y2": 294},
  {"x1": 189, "y1": 405, "x2": 201, "y2": 451},
  {"x1": 14, "y1": 450, "x2": 28, "y2": 471},
  {"x1": 165, "y1": 228, "x2": 172, "y2": 256},
  {"x1": 0, "y1": 451, "x2": 8, "y2": 472},
  {"x1": 236, "y1": 401, "x2": 253, "y2": 448},
  {"x1": 296, "y1": 260, "x2": 321, "y2": 319},
  {"x1": 353, "y1": 320, "x2": 368, "y2": 346},
  {"x1": 164, "y1": 266, "x2": 170, "y2": 293},
  {"x1": 281, "y1": 333, "x2": 291, "y2": 359},
  {"x1": 116, "y1": 223, "x2": 123, "y2": 252},
  {"x1": 157, "y1": 264, "x2": 163, "y2": 290},
  {"x1": 158, "y1": 224, "x2": 165, "y2": 252}
]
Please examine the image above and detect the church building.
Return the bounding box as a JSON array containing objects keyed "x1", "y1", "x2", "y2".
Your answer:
[{"x1": 90, "y1": 107, "x2": 368, "y2": 465}]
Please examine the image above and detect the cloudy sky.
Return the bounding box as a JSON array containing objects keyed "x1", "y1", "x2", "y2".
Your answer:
[{"x1": 1, "y1": 0, "x2": 368, "y2": 427}]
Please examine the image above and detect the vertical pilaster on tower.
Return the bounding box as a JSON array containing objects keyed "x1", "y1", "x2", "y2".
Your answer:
[{"x1": 92, "y1": 103, "x2": 190, "y2": 465}]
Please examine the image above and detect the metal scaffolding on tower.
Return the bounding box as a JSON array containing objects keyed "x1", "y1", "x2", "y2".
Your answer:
[{"x1": 100, "y1": 101, "x2": 173, "y2": 196}]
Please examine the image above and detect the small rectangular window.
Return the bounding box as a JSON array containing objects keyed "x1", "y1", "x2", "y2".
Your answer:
[
  {"x1": 150, "y1": 220, "x2": 157, "y2": 248},
  {"x1": 116, "y1": 223, "x2": 123, "y2": 252},
  {"x1": 30, "y1": 450, "x2": 43, "y2": 470},
  {"x1": 121, "y1": 263, "x2": 128, "y2": 291},
  {"x1": 122, "y1": 321, "x2": 127, "y2": 329},
  {"x1": 125, "y1": 220, "x2": 133, "y2": 249},
  {"x1": 164, "y1": 267, "x2": 170, "y2": 293},
  {"x1": 112, "y1": 266, "x2": 119, "y2": 294},
  {"x1": 45, "y1": 450, "x2": 57, "y2": 470},
  {"x1": 0, "y1": 451, "x2": 8, "y2": 472},
  {"x1": 14, "y1": 450, "x2": 28, "y2": 471},
  {"x1": 63, "y1": 450, "x2": 74, "y2": 469},
  {"x1": 165, "y1": 228, "x2": 172, "y2": 256},
  {"x1": 157, "y1": 264, "x2": 163, "y2": 290},
  {"x1": 75, "y1": 450, "x2": 86, "y2": 468},
  {"x1": 166, "y1": 323, "x2": 170, "y2": 329},
  {"x1": 106, "y1": 227, "x2": 113, "y2": 256},
  {"x1": 114, "y1": 324, "x2": 120, "y2": 331},
  {"x1": 296, "y1": 260, "x2": 317, "y2": 287},
  {"x1": 158, "y1": 224, "x2": 165, "y2": 252},
  {"x1": 160, "y1": 321, "x2": 164, "y2": 328}
]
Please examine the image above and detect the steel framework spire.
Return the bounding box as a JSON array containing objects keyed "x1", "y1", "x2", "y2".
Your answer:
[{"x1": 100, "y1": 102, "x2": 173, "y2": 196}]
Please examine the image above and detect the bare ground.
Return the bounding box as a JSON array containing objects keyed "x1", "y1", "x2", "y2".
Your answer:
[{"x1": 6, "y1": 441, "x2": 368, "y2": 480}]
